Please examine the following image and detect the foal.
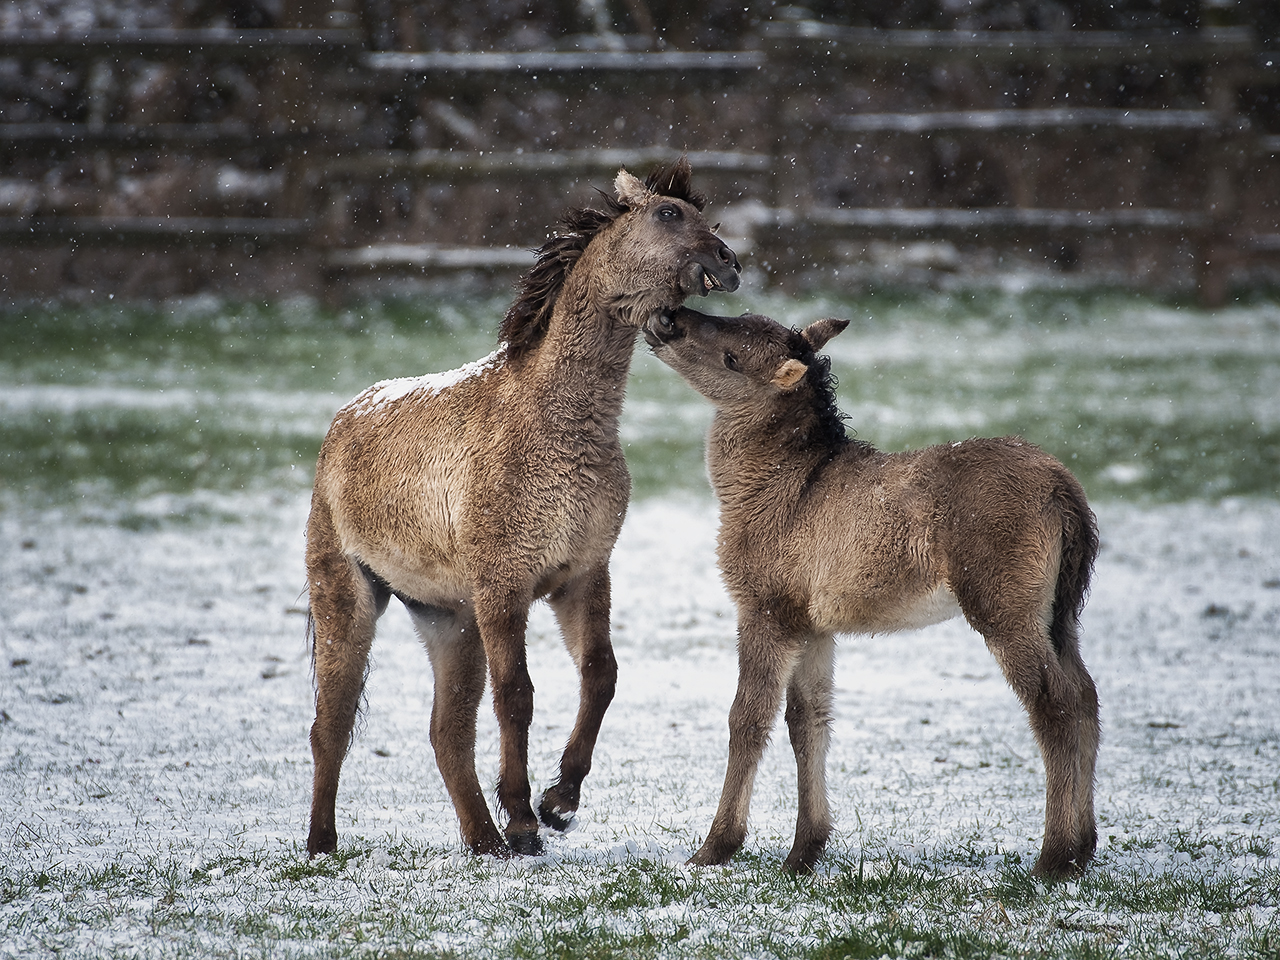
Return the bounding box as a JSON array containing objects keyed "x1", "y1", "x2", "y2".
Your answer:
[
  {"x1": 644, "y1": 306, "x2": 1100, "y2": 879},
  {"x1": 305, "y1": 161, "x2": 740, "y2": 859}
]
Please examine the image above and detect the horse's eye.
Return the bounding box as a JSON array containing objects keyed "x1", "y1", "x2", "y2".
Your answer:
[
  {"x1": 723, "y1": 351, "x2": 739, "y2": 371},
  {"x1": 658, "y1": 311, "x2": 674, "y2": 328},
  {"x1": 656, "y1": 204, "x2": 681, "y2": 222}
]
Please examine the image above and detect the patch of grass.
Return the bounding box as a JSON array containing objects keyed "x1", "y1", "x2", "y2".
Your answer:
[
  {"x1": 5, "y1": 290, "x2": 1279, "y2": 513},
  {"x1": 807, "y1": 918, "x2": 1014, "y2": 960},
  {"x1": 3, "y1": 833, "x2": 1279, "y2": 959}
]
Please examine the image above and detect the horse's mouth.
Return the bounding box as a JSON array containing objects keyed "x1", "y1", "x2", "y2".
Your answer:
[{"x1": 680, "y1": 259, "x2": 740, "y2": 298}]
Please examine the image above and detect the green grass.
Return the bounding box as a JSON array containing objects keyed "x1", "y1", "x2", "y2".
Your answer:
[
  {"x1": 3, "y1": 833, "x2": 1278, "y2": 959},
  {"x1": 3, "y1": 287, "x2": 1278, "y2": 512}
]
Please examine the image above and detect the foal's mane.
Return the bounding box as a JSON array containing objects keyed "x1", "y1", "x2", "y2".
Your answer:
[
  {"x1": 786, "y1": 327, "x2": 861, "y2": 453},
  {"x1": 499, "y1": 157, "x2": 707, "y2": 359}
]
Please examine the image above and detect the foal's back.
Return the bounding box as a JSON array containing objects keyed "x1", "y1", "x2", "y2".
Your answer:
[{"x1": 722, "y1": 434, "x2": 1075, "y2": 638}]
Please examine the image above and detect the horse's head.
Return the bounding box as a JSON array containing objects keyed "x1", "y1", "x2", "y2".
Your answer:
[
  {"x1": 601, "y1": 161, "x2": 741, "y2": 311},
  {"x1": 643, "y1": 306, "x2": 849, "y2": 411},
  {"x1": 501, "y1": 157, "x2": 740, "y2": 357}
]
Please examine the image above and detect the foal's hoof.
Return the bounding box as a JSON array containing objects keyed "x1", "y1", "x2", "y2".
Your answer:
[
  {"x1": 1030, "y1": 854, "x2": 1086, "y2": 881},
  {"x1": 507, "y1": 830, "x2": 544, "y2": 857},
  {"x1": 687, "y1": 841, "x2": 736, "y2": 868}
]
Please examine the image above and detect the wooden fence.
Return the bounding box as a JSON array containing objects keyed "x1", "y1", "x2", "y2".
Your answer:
[{"x1": 1, "y1": 18, "x2": 1276, "y2": 303}]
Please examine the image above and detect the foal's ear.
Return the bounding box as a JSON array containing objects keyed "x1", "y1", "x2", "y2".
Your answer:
[
  {"x1": 772, "y1": 358, "x2": 808, "y2": 391},
  {"x1": 615, "y1": 168, "x2": 653, "y2": 207},
  {"x1": 801, "y1": 318, "x2": 850, "y2": 351}
]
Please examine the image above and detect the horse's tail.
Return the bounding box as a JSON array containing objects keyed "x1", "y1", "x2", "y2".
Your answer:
[{"x1": 1050, "y1": 473, "x2": 1099, "y2": 659}]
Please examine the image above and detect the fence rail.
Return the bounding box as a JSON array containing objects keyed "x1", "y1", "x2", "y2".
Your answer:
[{"x1": 1, "y1": 21, "x2": 1275, "y2": 302}]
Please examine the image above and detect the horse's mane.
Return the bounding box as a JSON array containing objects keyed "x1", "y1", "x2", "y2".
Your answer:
[{"x1": 499, "y1": 156, "x2": 707, "y2": 359}]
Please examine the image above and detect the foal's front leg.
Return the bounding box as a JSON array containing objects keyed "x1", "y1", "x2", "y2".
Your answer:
[
  {"x1": 474, "y1": 586, "x2": 543, "y2": 855},
  {"x1": 539, "y1": 563, "x2": 618, "y2": 831},
  {"x1": 783, "y1": 633, "x2": 836, "y2": 873},
  {"x1": 689, "y1": 610, "x2": 801, "y2": 867}
]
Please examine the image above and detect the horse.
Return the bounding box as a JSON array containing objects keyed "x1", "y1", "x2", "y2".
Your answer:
[
  {"x1": 642, "y1": 306, "x2": 1100, "y2": 879},
  {"x1": 304, "y1": 159, "x2": 741, "y2": 859}
]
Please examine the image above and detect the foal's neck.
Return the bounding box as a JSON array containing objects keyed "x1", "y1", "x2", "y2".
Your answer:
[{"x1": 709, "y1": 397, "x2": 857, "y2": 503}]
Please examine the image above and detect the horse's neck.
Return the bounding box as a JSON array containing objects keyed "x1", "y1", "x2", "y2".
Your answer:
[{"x1": 531, "y1": 294, "x2": 637, "y2": 425}]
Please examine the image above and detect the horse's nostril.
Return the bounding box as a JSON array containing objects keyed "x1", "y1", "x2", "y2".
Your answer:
[{"x1": 719, "y1": 245, "x2": 733, "y2": 264}]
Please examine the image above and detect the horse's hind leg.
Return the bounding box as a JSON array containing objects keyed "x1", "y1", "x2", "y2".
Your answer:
[
  {"x1": 409, "y1": 601, "x2": 508, "y2": 857},
  {"x1": 539, "y1": 563, "x2": 618, "y2": 831},
  {"x1": 305, "y1": 504, "x2": 388, "y2": 857},
  {"x1": 783, "y1": 632, "x2": 836, "y2": 873},
  {"x1": 1056, "y1": 613, "x2": 1101, "y2": 867}
]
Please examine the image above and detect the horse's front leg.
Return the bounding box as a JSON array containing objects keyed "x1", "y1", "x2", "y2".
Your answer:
[
  {"x1": 539, "y1": 563, "x2": 619, "y2": 831},
  {"x1": 689, "y1": 608, "x2": 801, "y2": 867},
  {"x1": 474, "y1": 586, "x2": 542, "y2": 855},
  {"x1": 410, "y1": 602, "x2": 509, "y2": 857}
]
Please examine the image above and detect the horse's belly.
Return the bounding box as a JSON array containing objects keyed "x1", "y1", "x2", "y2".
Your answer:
[
  {"x1": 883, "y1": 583, "x2": 963, "y2": 631},
  {"x1": 358, "y1": 546, "x2": 471, "y2": 606},
  {"x1": 327, "y1": 480, "x2": 471, "y2": 605}
]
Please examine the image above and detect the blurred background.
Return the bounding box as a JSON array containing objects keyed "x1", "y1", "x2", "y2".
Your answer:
[
  {"x1": 3, "y1": 0, "x2": 1280, "y2": 303},
  {"x1": 1, "y1": 2, "x2": 1277, "y2": 518}
]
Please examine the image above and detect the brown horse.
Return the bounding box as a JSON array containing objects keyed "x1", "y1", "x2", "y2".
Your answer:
[
  {"x1": 304, "y1": 160, "x2": 740, "y2": 859},
  {"x1": 643, "y1": 306, "x2": 1100, "y2": 879}
]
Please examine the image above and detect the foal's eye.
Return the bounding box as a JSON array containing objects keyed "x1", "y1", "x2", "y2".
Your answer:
[
  {"x1": 656, "y1": 204, "x2": 681, "y2": 222},
  {"x1": 723, "y1": 351, "x2": 740, "y2": 371}
]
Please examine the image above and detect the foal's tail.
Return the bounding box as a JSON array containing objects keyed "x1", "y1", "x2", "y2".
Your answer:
[{"x1": 1050, "y1": 474, "x2": 1099, "y2": 659}]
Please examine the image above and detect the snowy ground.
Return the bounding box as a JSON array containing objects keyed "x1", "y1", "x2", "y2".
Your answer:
[
  {"x1": 2, "y1": 289, "x2": 1278, "y2": 955},
  {"x1": 2, "y1": 487, "x2": 1278, "y2": 956}
]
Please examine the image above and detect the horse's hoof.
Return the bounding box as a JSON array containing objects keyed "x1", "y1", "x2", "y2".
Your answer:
[
  {"x1": 1030, "y1": 855, "x2": 1085, "y2": 881},
  {"x1": 537, "y1": 784, "x2": 580, "y2": 832},
  {"x1": 306, "y1": 828, "x2": 337, "y2": 859},
  {"x1": 687, "y1": 842, "x2": 735, "y2": 867},
  {"x1": 507, "y1": 830, "x2": 543, "y2": 857},
  {"x1": 537, "y1": 791, "x2": 579, "y2": 832},
  {"x1": 782, "y1": 851, "x2": 821, "y2": 874}
]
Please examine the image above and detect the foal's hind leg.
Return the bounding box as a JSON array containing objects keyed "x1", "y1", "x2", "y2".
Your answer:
[
  {"x1": 409, "y1": 602, "x2": 509, "y2": 857},
  {"x1": 984, "y1": 619, "x2": 1091, "y2": 879},
  {"x1": 1056, "y1": 614, "x2": 1101, "y2": 867},
  {"x1": 783, "y1": 632, "x2": 836, "y2": 873},
  {"x1": 539, "y1": 563, "x2": 619, "y2": 831},
  {"x1": 305, "y1": 504, "x2": 388, "y2": 857}
]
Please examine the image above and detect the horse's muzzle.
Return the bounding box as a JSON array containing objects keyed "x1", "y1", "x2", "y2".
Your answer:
[{"x1": 682, "y1": 240, "x2": 741, "y2": 297}]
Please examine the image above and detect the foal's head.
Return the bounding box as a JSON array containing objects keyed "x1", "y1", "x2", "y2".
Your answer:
[
  {"x1": 644, "y1": 307, "x2": 851, "y2": 445},
  {"x1": 501, "y1": 157, "x2": 741, "y2": 357}
]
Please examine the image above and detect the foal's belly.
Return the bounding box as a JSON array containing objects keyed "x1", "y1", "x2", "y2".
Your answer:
[
  {"x1": 883, "y1": 582, "x2": 963, "y2": 631},
  {"x1": 813, "y1": 582, "x2": 963, "y2": 635}
]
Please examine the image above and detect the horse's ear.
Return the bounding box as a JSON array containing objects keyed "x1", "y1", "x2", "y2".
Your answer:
[
  {"x1": 801, "y1": 318, "x2": 850, "y2": 352},
  {"x1": 615, "y1": 168, "x2": 653, "y2": 207},
  {"x1": 772, "y1": 358, "x2": 808, "y2": 391}
]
